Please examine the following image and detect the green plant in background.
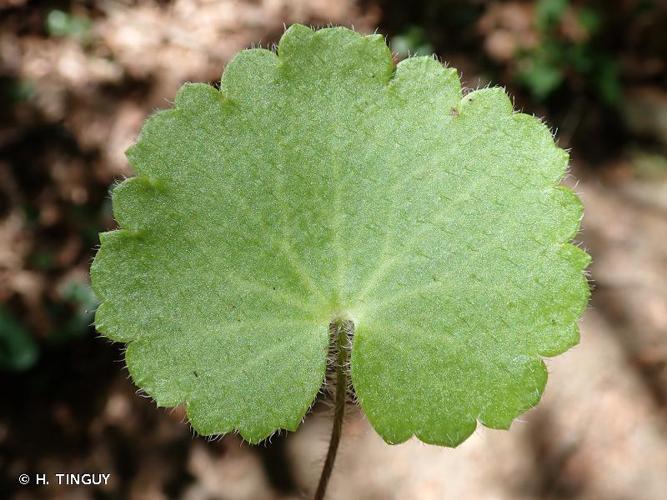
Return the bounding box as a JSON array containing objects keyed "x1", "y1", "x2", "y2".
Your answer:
[
  {"x1": 517, "y1": 0, "x2": 621, "y2": 104},
  {"x1": 46, "y1": 9, "x2": 92, "y2": 41},
  {"x1": 91, "y1": 25, "x2": 589, "y2": 499},
  {"x1": 0, "y1": 281, "x2": 98, "y2": 372},
  {"x1": 50, "y1": 281, "x2": 99, "y2": 342},
  {"x1": 5, "y1": 79, "x2": 35, "y2": 103},
  {"x1": 391, "y1": 26, "x2": 434, "y2": 58},
  {"x1": 0, "y1": 307, "x2": 39, "y2": 371},
  {"x1": 630, "y1": 150, "x2": 667, "y2": 180}
]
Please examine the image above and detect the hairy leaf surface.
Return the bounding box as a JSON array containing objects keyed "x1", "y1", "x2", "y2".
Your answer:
[{"x1": 91, "y1": 25, "x2": 590, "y2": 446}]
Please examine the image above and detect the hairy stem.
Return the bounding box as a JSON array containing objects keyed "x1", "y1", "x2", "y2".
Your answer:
[{"x1": 314, "y1": 318, "x2": 352, "y2": 500}]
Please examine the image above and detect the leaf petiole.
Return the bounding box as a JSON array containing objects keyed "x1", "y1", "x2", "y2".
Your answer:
[{"x1": 314, "y1": 318, "x2": 353, "y2": 500}]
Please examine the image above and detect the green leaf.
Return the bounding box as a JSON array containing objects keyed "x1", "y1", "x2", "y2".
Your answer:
[{"x1": 91, "y1": 25, "x2": 590, "y2": 446}]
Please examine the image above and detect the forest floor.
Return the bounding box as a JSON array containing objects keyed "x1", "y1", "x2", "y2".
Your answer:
[{"x1": 1, "y1": 1, "x2": 666, "y2": 499}]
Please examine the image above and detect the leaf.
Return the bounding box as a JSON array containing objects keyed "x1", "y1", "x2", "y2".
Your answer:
[{"x1": 91, "y1": 24, "x2": 590, "y2": 446}]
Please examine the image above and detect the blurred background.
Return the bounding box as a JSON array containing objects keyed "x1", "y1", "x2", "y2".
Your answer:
[{"x1": 1, "y1": 0, "x2": 666, "y2": 499}]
